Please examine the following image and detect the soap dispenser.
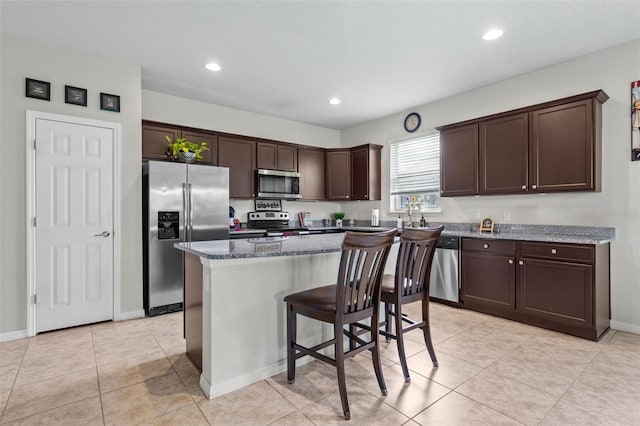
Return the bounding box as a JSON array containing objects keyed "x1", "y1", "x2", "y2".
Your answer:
[
  {"x1": 396, "y1": 215, "x2": 403, "y2": 230},
  {"x1": 419, "y1": 215, "x2": 426, "y2": 227}
]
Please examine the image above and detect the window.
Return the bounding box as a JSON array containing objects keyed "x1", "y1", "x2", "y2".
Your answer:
[{"x1": 390, "y1": 132, "x2": 440, "y2": 212}]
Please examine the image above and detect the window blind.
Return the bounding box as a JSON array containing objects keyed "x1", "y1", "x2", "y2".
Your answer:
[{"x1": 390, "y1": 133, "x2": 440, "y2": 195}]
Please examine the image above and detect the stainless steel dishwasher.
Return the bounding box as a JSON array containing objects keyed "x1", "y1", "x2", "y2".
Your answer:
[{"x1": 429, "y1": 235, "x2": 461, "y2": 306}]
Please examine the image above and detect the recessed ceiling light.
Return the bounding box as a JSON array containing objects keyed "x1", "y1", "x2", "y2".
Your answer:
[
  {"x1": 205, "y1": 62, "x2": 222, "y2": 72},
  {"x1": 329, "y1": 98, "x2": 341, "y2": 105},
  {"x1": 482, "y1": 28, "x2": 504, "y2": 41}
]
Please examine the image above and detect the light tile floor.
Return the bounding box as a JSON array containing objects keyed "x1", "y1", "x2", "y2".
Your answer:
[{"x1": 1, "y1": 302, "x2": 639, "y2": 425}]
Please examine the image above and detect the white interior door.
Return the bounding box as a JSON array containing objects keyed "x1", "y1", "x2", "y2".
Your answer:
[{"x1": 35, "y1": 118, "x2": 114, "y2": 333}]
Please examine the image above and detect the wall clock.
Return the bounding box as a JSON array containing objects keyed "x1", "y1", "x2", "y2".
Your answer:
[{"x1": 404, "y1": 112, "x2": 421, "y2": 133}]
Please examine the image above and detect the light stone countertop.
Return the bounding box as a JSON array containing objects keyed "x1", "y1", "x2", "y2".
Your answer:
[
  {"x1": 176, "y1": 233, "x2": 348, "y2": 259},
  {"x1": 176, "y1": 222, "x2": 614, "y2": 260}
]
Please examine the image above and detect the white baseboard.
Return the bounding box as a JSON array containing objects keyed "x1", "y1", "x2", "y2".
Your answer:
[
  {"x1": 0, "y1": 329, "x2": 28, "y2": 343},
  {"x1": 115, "y1": 309, "x2": 145, "y2": 321},
  {"x1": 200, "y1": 356, "x2": 315, "y2": 399},
  {"x1": 610, "y1": 320, "x2": 640, "y2": 335}
]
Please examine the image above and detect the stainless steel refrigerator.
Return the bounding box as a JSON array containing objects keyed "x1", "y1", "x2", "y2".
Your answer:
[{"x1": 143, "y1": 161, "x2": 229, "y2": 316}]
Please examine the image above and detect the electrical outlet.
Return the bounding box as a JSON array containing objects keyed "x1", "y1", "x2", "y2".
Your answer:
[{"x1": 503, "y1": 211, "x2": 512, "y2": 221}]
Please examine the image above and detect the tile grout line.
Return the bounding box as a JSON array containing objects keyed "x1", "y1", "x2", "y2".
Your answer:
[
  {"x1": 155, "y1": 325, "x2": 213, "y2": 425},
  {"x1": 0, "y1": 339, "x2": 29, "y2": 423},
  {"x1": 90, "y1": 327, "x2": 107, "y2": 426}
]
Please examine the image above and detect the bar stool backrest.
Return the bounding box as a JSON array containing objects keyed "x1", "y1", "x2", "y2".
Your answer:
[
  {"x1": 337, "y1": 230, "x2": 397, "y2": 317},
  {"x1": 395, "y1": 226, "x2": 444, "y2": 298}
]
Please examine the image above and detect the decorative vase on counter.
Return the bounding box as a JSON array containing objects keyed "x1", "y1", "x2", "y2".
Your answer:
[
  {"x1": 336, "y1": 219, "x2": 342, "y2": 228},
  {"x1": 177, "y1": 151, "x2": 197, "y2": 163}
]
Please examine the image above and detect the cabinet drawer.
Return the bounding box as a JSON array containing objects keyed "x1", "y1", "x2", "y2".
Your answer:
[
  {"x1": 521, "y1": 242, "x2": 593, "y2": 263},
  {"x1": 462, "y1": 238, "x2": 515, "y2": 255}
]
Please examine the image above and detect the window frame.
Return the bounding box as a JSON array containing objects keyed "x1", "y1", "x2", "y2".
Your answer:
[{"x1": 389, "y1": 131, "x2": 441, "y2": 214}]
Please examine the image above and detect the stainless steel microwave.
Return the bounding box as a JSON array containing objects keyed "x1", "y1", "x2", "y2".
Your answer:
[{"x1": 256, "y1": 169, "x2": 301, "y2": 199}]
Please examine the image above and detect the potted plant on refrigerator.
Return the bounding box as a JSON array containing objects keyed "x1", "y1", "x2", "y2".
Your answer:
[{"x1": 166, "y1": 136, "x2": 209, "y2": 162}]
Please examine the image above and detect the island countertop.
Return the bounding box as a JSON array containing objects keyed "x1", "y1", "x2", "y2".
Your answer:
[{"x1": 175, "y1": 233, "x2": 348, "y2": 259}]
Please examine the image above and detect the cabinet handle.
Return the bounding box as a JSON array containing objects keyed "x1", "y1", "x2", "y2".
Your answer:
[
  {"x1": 519, "y1": 260, "x2": 524, "y2": 265},
  {"x1": 483, "y1": 244, "x2": 489, "y2": 249},
  {"x1": 508, "y1": 259, "x2": 513, "y2": 264},
  {"x1": 532, "y1": 185, "x2": 537, "y2": 189},
  {"x1": 521, "y1": 185, "x2": 526, "y2": 190},
  {"x1": 551, "y1": 249, "x2": 557, "y2": 254}
]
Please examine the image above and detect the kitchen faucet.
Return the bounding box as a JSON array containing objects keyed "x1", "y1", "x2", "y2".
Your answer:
[{"x1": 406, "y1": 202, "x2": 413, "y2": 227}]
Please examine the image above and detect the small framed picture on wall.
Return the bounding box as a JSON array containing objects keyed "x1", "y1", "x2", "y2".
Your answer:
[
  {"x1": 100, "y1": 92, "x2": 120, "y2": 112},
  {"x1": 25, "y1": 78, "x2": 51, "y2": 101},
  {"x1": 65, "y1": 85, "x2": 87, "y2": 106}
]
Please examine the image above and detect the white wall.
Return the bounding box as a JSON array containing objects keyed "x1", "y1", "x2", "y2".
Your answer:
[
  {"x1": 142, "y1": 90, "x2": 344, "y2": 224},
  {"x1": 341, "y1": 39, "x2": 640, "y2": 333},
  {"x1": 0, "y1": 35, "x2": 143, "y2": 335}
]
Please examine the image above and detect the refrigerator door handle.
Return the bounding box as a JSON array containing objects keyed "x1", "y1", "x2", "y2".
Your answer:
[
  {"x1": 182, "y1": 183, "x2": 188, "y2": 242},
  {"x1": 188, "y1": 183, "x2": 193, "y2": 241}
]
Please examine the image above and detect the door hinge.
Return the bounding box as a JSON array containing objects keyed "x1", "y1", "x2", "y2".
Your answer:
[
  {"x1": 33, "y1": 294, "x2": 38, "y2": 304},
  {"x1": 33, "y1": 217, "x2": 37, "y2": 227},
  {"x1": 33, "y1": 139, "x2": 37, "y2": 150}
]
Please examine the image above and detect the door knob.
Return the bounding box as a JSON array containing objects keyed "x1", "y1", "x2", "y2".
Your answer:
[{"x1": 94, "y1": 231, "x2": 110, "y2": 237}]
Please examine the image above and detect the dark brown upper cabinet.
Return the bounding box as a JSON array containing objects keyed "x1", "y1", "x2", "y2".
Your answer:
[
  {"x1": 142, "y1": 122, "x2": 179, "y2": 161},
  {"x1": 530, "y1": 98, "x2": 600, "y2": 193},
  {"x1": 181, "y1": 130, "x2": 218, "y2": 166},
  {"x1": 325, "y1": 149, "x2": 351, "y2": 200},
  {"x1": 142, "y1": 121, "x2": 218, "y2": 165},
  {"x1": 438, "y1": 90, "x2": 608, "y2": 197},
  {"x1": 479, "y1": 113, "x2": 528, "y2": 194},
  {"x1": 218, "y1": 137, "x2": 256, "y2": 199},
  {"x1": 256, "y1": 142, "x2": 298, "y2": 172},
  {"x1": 439, "y1": 123, "x2": 479, "y2": 197},
  {"x1": 298, "y1": 147, "x2": 325, "y2": 200},
  {"x1": 351, "y1": 144, "x2": 382, "y2": 201}
]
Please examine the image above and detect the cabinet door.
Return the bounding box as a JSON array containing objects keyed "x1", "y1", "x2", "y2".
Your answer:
[
  {"x1": 218, "y1": 137, "x2": 256, "y2": 198},
  {"x1": 256, "y1": 142, "x2": 277, "y2": 170},
  {"x1": 142, "y1": 123, "x2": 179, "y2": 161},
  {"x1": 479, "y1": 114, "x2": 528, "y2": 194},
  {"x1": 256, "y1": 142, "x2": 298, "y2": 172},
  {"x1": 461, "y1": 251, "x2": 515, "y2": 313},
  {"x1": 277, "y1": 144, "x2": 298, "y2": 172},
  {"x1": 518, "y1": 258, "x2": 593, "y2": 327},
  {"x1": 440, "y1": 124, "x2": 479, "y2": 196},
  {"x1": 298, "y1": 147, "x2": 325, "y2": 200},
  {"x1": 530, "y1": 99, "x2": 594, "y2": 192},
  {"x1": 351, "y1": 145, "x2": 381, "y2": 201},
  {"x1": 181, "y1": 130, "x2": 218, "y2": 165},
  {"x1": 325, "y1": 150, "x2": 351, "y2": 200}
]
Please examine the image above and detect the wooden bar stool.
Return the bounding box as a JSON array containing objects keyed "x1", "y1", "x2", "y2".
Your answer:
[
  {"x1": 380, "y1": 226, "x2": 443, "y2": 382},
  {"x1": 284, "y1": 229, "x2": 396, "y2": 420}
]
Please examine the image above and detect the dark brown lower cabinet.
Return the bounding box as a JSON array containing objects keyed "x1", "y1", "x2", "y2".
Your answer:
[
  {"x1": 461, "y1": 250, "x2": 515, "y2": 315},
  {"x1": 184, "y1": 253, "x2": 203, "y2": 372},
  {"x1": 517, "y1": 258, "x2": 592, "y2": 328},
  {"x1": 461, "y1": 238, "x2": 610, "y2": 341}
]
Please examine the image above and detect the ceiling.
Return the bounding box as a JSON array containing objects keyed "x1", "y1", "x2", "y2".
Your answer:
[{"x1": 1, "y1": 1, "x2": 639, "y2": 130}]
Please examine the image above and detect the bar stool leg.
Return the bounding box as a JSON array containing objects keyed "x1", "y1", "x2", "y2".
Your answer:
[
  {"x1": 334, "y1": 323, "x2": 350, "y2": 420},
  {"x1": 384, "y1": 302, "x2": 392, "y2": 342},
  {"x1": 370, "y1": 313, "x2": 388, "y2": 396},
  {"x1": 421, "y1": 299, "x2": 438, "y2": 368},
  {"x1": 394, "y1": 305, "x2": 411, "y2": 382}
]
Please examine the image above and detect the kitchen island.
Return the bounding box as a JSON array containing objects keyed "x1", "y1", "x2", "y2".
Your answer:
[{"x1": 176, "y1": 233, "x2": 367, "y2": 399}]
